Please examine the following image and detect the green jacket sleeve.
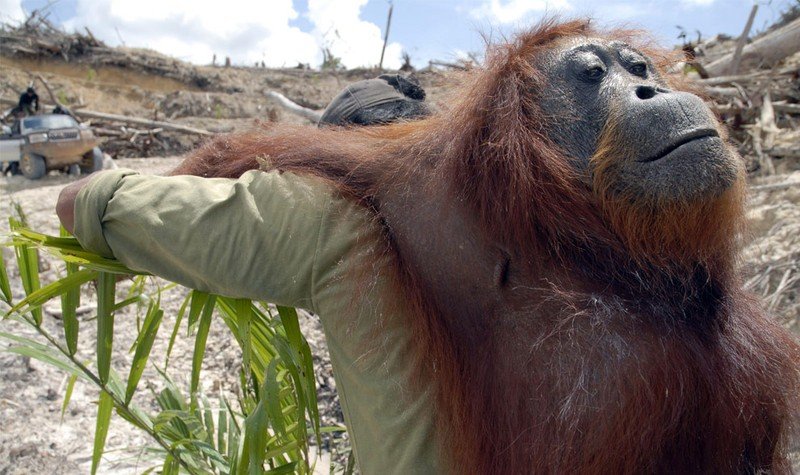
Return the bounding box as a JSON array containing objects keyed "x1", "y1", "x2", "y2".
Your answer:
[{"x1": 73, "y1": 168, "x2": 347, "y2": 311}]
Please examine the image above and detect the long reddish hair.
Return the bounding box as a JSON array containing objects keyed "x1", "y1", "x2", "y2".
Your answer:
[{"x1": 172, "y1": 19, "x2": 800, "y2": 473}]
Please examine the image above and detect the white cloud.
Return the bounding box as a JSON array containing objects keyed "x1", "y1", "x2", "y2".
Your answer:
[
  {"x1": 471, "y1": 0, "x2": 572, "y2": 25},
  {"x1": 595, "y1": 3, "x2": 642, "y2": 21},
  {"x1": 680, "y1": 0, "x2": 716, "y2": 5},
  {"x1": 307, "y1": 0, "x2": 402, "y2": 69},
  {"x1": 0, "y1": 0, "x2": 26, "y2": 24},
  {"x1": 59, "y1": 0, "x2": 400, "y2": 69}
]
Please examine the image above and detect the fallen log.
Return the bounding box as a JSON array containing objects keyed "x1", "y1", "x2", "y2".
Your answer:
[
  {"x1": 696, "y1": 71, "x2": 766, "y2": 86},
  {"x1": 766, "y1": 148, "x2": 800, "y2": 159},
  {"x1": 751, "y1": 179, "x2": 800, "y2": 192},
  {"x1": 74, "y1": 110, "x2": 213, "y2": 135},
  {"x1": 773, "y1": 103, "x2": 800, "y2": 114},
  {"x1": 264, "y1": 90, "x2": 321, "y2": 123},
  {"x1": 0, "y1": 98, "x2": 213, "y2": 135},
  {"x1": 704, "y1": 86, "x2": 744, "y2": 98},
  {"x1": 729, "y1": 5, "x2": 758, "y2": 75},
  {"x1": 704, "y1": 17, "x2": 800, "y2": 76}
]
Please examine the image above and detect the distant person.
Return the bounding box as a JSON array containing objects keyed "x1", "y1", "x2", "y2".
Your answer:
[
  {"x1": 318, "y1": 73, "x2": 432, "y2": 127},
  {"x1": 17, "y1": 87, "x2": 39, "y2": 116}
]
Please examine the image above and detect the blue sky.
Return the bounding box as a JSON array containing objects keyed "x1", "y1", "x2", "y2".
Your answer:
[{"x1": 1, "y1": 0, "x2": 795, "y2": 69}]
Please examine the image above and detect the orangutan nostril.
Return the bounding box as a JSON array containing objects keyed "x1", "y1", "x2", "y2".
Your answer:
[{"x1": 635, "y1": 85, "x2": 657, "y2": 100}]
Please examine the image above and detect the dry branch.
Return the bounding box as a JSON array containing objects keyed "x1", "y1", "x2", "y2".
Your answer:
[
  {"x1": 750, "y1": 180, "x2": 800, "y2": 192},
  {"x1": 696, "y1": 71, "x2": 767, "y2": 86},
  {"x1": 704, "y1": 17, "x2": 800, "y2": 76},
  {"x1": 378, "y1": 1, "x2": 394, "y2": 71},
  {"x1": 773, "y1": 103, "x2": 800, "y2": 114},
  {"x1": 729, "y1": 5, "x2": 758, "y2": 75},
  {"x1": 74, "y1": 110, "x2": 213, "y2": 135},
  {"x1": 264, "y1": 90, "x2": 322, "y2": 123}
]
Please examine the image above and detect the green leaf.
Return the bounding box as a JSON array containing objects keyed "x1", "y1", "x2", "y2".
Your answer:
[
  {"x1": 9, "y1": 227, "x2": 139, "y2": 275},
  {"x1": 277, "y1": 305, "x2": 319, "y2": 442},
  {"x1": 165, "y1": 292, "x2": 190, "y2": 369},
  {"x1": 59, "y1": 226, "x2": 81, "y2": 355},
  {"x1": 61, "y1": 269, "x2": 83, "y2": 356},
  {"x1": 235, "y1": 299, "x2": 253, "y2": 384},
  {"x1": 201, "y1": 394, "x2": 215, "y2": 446},
  {"x1": 0, "y1": 247, "x2": 12, "y2": 304},
  {"x1": 218, "y1": 401, "x2": 228, "y2": 455},
  {"x1": 190, "y1": 294, "x2": 216, "y2": 401},
  {"x1": 276, "y1": 306, "x2": 301, "y2": 351},
  {"x1": 263, "y1": 358, "x2": 287, "y2": 437},
  {"x1": 265, "y1": 461, "x2": 298, "y2": 474},
  {"x1": 96, "y1": 272, "x2": 116, "y2": 385},
  {"x1": 6, "y1": 268, "x2": 97, "y2": 319},
  {"x1": 344, "y1": 449, "x2": 357, "y2": 475},
  {"x1": 111, "y1": 294, "x2": 147, "y2": 314},
  {"x1": 240, "y1": 397, "x2": 268, "y2": 475},
  {"x1": 155, "y1": 374, "x2": 190, "y2": 412},
  {"x1": 61, "y1": 373, "x2": 78, "y2": 421},
  {"x1": 91, "y1": 391, "x2": 114, "y2": 475},
  {"x1": 175, "y1": 439, "x2": 229, "y2": 472},
  {"x1": 262, "y1": 440, "x2": 300, "y2": 463},
  {"x1": 187, "y1": 291, "x2": 210, "y2": 333},
  {"x1": 125, "y1": 303, "x2": 164, "y2": 404},
  {"x1": 10, "y1": 218, "x2": 42, "y2": 325},
  {"x1": 161, "y1": 454, "x2": 179, "y2": 475},
  {"x1": 3, "y1": 345, "x2": 84, "y2": 380}
]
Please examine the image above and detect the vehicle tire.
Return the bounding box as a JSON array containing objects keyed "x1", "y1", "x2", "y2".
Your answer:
[
  {"x1": 20, "y1": 153, "x2": 46, "y2": 180},
  {"x1": 80, "y1": 147, "x2": 104, "y2": 174},
  {"x1": 68, "y1": 163, "x2": 81, "y2": 176}
]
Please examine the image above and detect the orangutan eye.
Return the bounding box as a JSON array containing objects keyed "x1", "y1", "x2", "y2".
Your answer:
[
  {"x1": 584, "y1": 65, "x2": 606, "y2": 80},
  {"x1": 630, "y1": 62, "x2": 648, "y2": 77}
]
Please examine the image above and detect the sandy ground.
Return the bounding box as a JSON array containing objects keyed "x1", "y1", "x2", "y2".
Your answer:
[{"x1": 0, "y1": 158, "x2": 346, "y2": 474}]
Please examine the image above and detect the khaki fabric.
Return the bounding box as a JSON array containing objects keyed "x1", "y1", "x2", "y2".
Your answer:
[{"x1": 73, "y1": 169, "x2": 441, "y2": 474}]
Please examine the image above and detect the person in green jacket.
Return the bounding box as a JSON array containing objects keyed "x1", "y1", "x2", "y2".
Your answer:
[{"x1": 56, "y1": 77, "x2": 440, "y2": 474}]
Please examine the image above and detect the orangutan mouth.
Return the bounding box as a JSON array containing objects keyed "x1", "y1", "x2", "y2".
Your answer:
[{"x1": 639, "y1": 128, "x2": 720, "y2": 163}]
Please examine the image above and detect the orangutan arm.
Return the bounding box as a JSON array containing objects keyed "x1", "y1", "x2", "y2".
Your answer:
[{"x1": 63, "y1": 168, "x2": 353, "y2": 311}]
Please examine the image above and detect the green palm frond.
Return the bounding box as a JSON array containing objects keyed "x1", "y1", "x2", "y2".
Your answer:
[{"x1": 0, "y1": 225, "x2": 347, "y2": 474}]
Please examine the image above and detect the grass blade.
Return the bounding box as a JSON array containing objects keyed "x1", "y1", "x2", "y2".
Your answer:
[
  {"x1": 276, "y1": 305, "x2": 319, "y2": 440},
  {"x1": 6, "y1": 268, "x2": 97, "y2": 319},
  {"x1": 218, "y1": 400, "x2": 228, "y2": 455},
  {"x1": 201, "y1": 394, "x2": 215, "y2": 445},
  {"x1": 96, "y1": 272, "x2": 116, "y2": 385},
  {"x1": 162, "y1": 454, "x2": 179, "y2": 475},
  {"x1": 241, "y1": 398, "x2": 268, "y2": 475},
  {"x1": 0, "y1": 247, "x2": 12, "y2": 303},
  {"x1": 91, "y1": 390, "x2": 114, "y2": 475},
  {"x1": 125, "y1": 303, "x2": 164, "y2": 404},
  {"x1": 190, "y1": 294, "x2": 216, "y2": 401},
  {"x1": 235, "y1": 299, "x2": 252, "y2": 382},
  {"x1": 10, "y1": 228, "x2": 138, "y2": 275},
  {"x1": 61, "y1": 266, "x2": 82, "y2": 356},
  {"x1": 263, "y1": 358, "x2": 287, "y2": 437},
  {"x1": 165, "y1": 292, "x2": 190, "y2": 369},
  {"x1": 264, "y1": 461, "x2": 298, "y2": 474},
  {"x1": 3, "y1": 344, "x2": 84, "y2": 379},
  {"x1": 61, "y1": 373, "x2": 78, "y2": 421},
  {"x1": 60, "y1": 226, "x2": 81, "y2": 354},
  {"x1": 10, "y1": 218, "x2": 42, "y2": 325},
  {"x1": 187, "y1": 291, "x2": 210, "y2": 333}
]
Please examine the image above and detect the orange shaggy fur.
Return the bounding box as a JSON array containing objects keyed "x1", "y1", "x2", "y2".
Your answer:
[{"x1": 171, "y1": 19, "x2": 800, "y2": 474}]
